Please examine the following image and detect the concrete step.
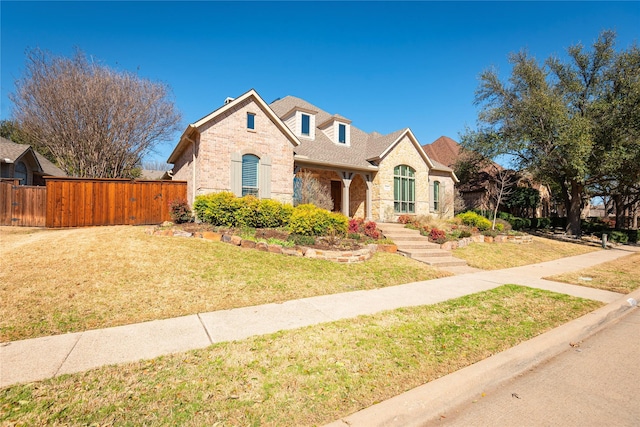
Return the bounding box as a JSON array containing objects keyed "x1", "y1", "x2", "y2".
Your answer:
[
  {"x1": 412, "y1": 256, "x2": 469, "y2": 267},
  {"x1": 402, "y1": 249, "x2": 451, "y2": 257}
]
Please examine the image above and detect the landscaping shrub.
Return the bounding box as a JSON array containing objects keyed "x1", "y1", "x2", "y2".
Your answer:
[
  {"x1": 193, "y1": 192, "x2": 242, "y2": 226},
  {"x1": 459, "y1": 230, "x2": 472, "y2": 238},
  {"x1": 168, "y1": 199, "x2": 192, "y2": 224},
  {"x1": 482, "y1": 229, "x2": 499, "y2": 237},
  {"x1": 236, "y1": 195, "x2": 260, "y2": 227},
  {"x1": 257, "y1": 199, "x2": 293, "y2": 228},
  {"x1": 456, "y1": 211, "x2": 492, "y2": 231},
  {"x1": 510, "y1": 217, "x2": 531, "y2": 230},
  {"x1": 397, "y1": 214, "x2": 414, "y2": 224},
  {"x1": 348, "y1": 218, "x2": 364, "y2": 234},
  {"x1": 287, "y1": 204, "x2": 348, "y2": 236},
  {"x1": 287, "y1": 234, "x2": 316, "y2": 246},
  {"x1": 429, "y1": 227, "x2": 447, "y2": 244},
  {"x1": 610, "y1": 231, "x2": 629, "y2": 244},
  {"x1": 363, "y1": 221, "x2": 380, "y2": 239},
  {"x1": 534, "y1": 217, "x2": 551, "y2": 229}
]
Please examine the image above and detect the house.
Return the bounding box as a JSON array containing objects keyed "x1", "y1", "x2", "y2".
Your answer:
[
  {"x1": 423, "y1": 136, "x2": 552, "y2": 217},
  {"x1": 167, "y1": 89, "x2": 458, "y2": 221},
  {"x1": 0, "y1": 137, "x2": 66, "y2": 185}
]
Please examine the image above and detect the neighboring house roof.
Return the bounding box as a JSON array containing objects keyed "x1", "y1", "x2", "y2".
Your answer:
[
  {"x1": 140, "y1": 169, "x2": 170, "y2": 180},
  {"x1": 422, "y1": 136, "x2": 461, "y2": 169},
  {"x1": 0, "y1": 137, "x2": 66, "y2": 176}
]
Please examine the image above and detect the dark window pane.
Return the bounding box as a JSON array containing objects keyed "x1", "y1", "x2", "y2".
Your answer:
[
  {"x1": 338, "y1": 124, "x2": 346, "y2": 143},
  {"x1": 301, "y1": 114, "x2": 310, "y2": 136},
  {"x1": 247, "y1": 113, "x2": 255, "y2": 130}
]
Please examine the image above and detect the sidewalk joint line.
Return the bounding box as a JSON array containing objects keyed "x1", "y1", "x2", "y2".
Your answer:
[
  {"x1": 54, "y1": 333, "x2": 82, "y2": 378},
  {"x1": 197, "y1": 314, "x2": 214, "y2": 345}
]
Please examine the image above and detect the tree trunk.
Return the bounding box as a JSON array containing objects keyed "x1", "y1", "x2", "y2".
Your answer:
[
  {"x1": 613, "y1": 194, "x2": 626, "y2": 230},
  {"x1": 566, "y1": 181, "x2": 583, "y2": 236}
]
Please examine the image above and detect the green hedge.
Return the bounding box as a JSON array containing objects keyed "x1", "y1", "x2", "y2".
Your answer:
[
  {"x1": 288, "y1": 204, "x2": 348, "y2": 236},
  {"x1": 193, "y1": 193, "x2": 347, "y2": 236},
  {"x1": 456, "y1": 211, "x2": 493, "y2": 231},
  {"x1": 193, "y1": 192, "x2": 293, "y2": 228}
]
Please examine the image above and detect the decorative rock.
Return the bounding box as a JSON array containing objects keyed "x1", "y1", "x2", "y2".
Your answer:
[
  {"x1": 240, "y1": 239, "x2": 256, "y2": 249},
  {"x1": 161, "y1": 221, "x2": 174, "y2": 227},
  {"x1": 440, "y1": 241, "x2": 452, "y2": 250},
  {"x1": 155, "y1": 229, "x2": 174, "y2": 237},
  {"x1": 304, "y1": 248, "x2": 317, "y2": 258},
  {"x1": 484, "y1": 236, "x2": 494, "y2": 243},
  {"x1": 377, "y1": 244, "x2": 398, "y2": 253},
  {"x1": 256, "y1": 242, "x2": 268, "y2": 251},
  {"x1": 222, "y1": 234, "x2": 232, "y2": 243},
  {"x1": 230, "y1": 235, "x2": 242, "y2": 246},
  {"x1": 268, "y1": 244, "x2": 283, "y2": 254},
  {"x1": 202, "y1": 231, "x2": 222, "y2": 241},
  {"x1": 283, "y1": 248, "x2": 303, "y2": 257}
]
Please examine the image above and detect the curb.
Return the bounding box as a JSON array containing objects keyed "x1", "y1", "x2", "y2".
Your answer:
[{"x1": 324, "y1": 288, "x2": 640, "y2": 427}]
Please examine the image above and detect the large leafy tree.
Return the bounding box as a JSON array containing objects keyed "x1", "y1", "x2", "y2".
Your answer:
[
  {"x1": 10, "y1": 49, "x2": 182, "y2": 178},
  {"x1": 462, "y1": 31, "x2": 639, "y2": 235}
]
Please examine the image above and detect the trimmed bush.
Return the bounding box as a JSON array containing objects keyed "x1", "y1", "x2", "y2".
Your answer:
[
  {"x1": 168, "y1": 198, "x2": 192, "y2": 224},
  {"x1": 456, "y1": 211, "x2": 492, "y2": 231},
  {"x1": 610, "y1": 231, "x2": 629, "y2": 244},
  {"x1": 287, "y1": 204, "x2": 348, "y2": 236},
  {"x1": 257, "y1": 199, "x2": 293, "y2": 228},
  {"x1": 193, "y1": 192, "x2": 242, "y2": 226}
]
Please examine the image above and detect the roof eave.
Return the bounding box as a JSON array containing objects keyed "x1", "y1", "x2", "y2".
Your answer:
[{"x1": 294, "y1": 155, "x2": 379, "y2": 173}]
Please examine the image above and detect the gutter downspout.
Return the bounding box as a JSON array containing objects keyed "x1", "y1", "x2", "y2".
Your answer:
[{"x1": 184, "y1": 136, "x2": 197, "y2": 206}]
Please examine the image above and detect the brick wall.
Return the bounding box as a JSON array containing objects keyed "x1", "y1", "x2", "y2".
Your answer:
[{"x1": 173, "y1": 96, "x2": 296, "y2": 205}]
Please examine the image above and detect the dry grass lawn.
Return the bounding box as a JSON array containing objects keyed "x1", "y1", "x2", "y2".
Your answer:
[
  {"x1": 0, "y1": 226, "x2": 450, "y2": 341},
  {"x1": 452, "y1": 236, "x2": 599, "y2": 270},
  {"x1": 0, "y1": 285, "x2": 602, "y2": 426},
  {"x1": 545, "y1": 251, "x2": 640, "y2": 294}
]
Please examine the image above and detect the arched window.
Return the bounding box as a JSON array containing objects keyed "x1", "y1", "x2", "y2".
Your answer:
[
  {"x1": 394, "y1": 165, "x2": 415, "y2": 213},
  {"x1": 242, "y1": 154, "x2": 259, "y2": 196},
  {"x1": 14, "y1": 161, "x2": 27, "y2": 185}
]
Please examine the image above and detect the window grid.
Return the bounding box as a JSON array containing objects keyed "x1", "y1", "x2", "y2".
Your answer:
[{"x1": 393, "y1": 165, "x2": 415, "y2": 214}]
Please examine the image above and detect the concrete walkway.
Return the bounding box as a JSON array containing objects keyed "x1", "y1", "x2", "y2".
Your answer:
[{"x1": 0, "y1": 246, "x2": 636, "y2": 390}]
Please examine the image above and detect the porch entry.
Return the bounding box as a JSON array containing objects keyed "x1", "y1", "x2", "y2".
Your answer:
[{"x1": 331, "y1": 180, "x2": 342, "y2": 213}]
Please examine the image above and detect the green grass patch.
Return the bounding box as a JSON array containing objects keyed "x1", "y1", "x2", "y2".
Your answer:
[{"x1": 0, "y1": 285, "x2": 602, "y2": 426}]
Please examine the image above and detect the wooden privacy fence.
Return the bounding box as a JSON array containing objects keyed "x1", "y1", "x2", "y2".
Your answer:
[
  {"x1": 0, "y1": 180, "x2": 47, "y2": 227},
  {"x1": 44, "y1": 177, "x2": 187, "y2": 228}
]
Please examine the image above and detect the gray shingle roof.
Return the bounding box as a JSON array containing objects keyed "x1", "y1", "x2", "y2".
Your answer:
[
  {"x1": 0, "y1": 137, "x2": 66, "y2": 176},
  {"x1": 270, "y1": 96, "x2": 420, "y2": 171}
]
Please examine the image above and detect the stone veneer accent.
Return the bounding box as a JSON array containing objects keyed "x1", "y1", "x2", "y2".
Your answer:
[{"x1": 373, "y1": 134, "x2": 430, "y2": 222}]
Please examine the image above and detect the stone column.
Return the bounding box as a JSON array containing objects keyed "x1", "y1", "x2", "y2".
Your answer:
[
  {"x1": 340, "y1": 171, "x2": 353, "y2": 217},
  {"x1": 363, "y1": 173, "x2": 373, "y2": 220}
]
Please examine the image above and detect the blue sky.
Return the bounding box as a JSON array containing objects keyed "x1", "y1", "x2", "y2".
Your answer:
[{"x1": 1, "y1": 1, "x2": 639, "y2": 165}]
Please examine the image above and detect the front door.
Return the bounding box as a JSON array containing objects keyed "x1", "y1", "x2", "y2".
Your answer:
[{"x1": 331, "y1": 181, "x2": 342, "y2": 213}]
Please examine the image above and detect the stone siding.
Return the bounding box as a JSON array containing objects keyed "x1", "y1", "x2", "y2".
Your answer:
[{"x1": 373, "y1": 135, "x2": 429, "y2": 222}]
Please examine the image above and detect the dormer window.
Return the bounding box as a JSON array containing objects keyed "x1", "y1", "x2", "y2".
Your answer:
[
  {"x1": 338, "y1": 123, "x2": 346, "y2": 144},
  {"x1": 301, "y1": 114, "x2": 310, "y2": 136}
]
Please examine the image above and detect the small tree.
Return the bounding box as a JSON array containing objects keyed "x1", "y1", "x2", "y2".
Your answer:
[
  {"x1": 294, "y1": 171, "x2": 333, "y2": 211},
  {"x1": 10, "y1": 48, "x2": 182, "y2": 178}
]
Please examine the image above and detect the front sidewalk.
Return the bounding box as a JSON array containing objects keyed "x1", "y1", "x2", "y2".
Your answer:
[{"x1": 0, "y1": 247, "x2": 634, "y2": 388}]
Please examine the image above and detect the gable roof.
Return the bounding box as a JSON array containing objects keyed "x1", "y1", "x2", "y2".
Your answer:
[
  {"x1": 167, "y1": 89, "x2": 300, "y2": 164},
  {"x1": 422, "y1": 136, "x2": 461, "y2": 169},
  {"x1": 0, "y1": 137, "x2": 66, "y2": 176},
  {"x1": 270, "y1": 96, "x2": 451, "y2": 175}
]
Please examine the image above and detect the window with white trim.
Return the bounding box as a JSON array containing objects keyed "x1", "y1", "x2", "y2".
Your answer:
[
  {"x1": 338, "y1": 123, "x2": 346, "y2": 144},
  {"x1": 242, "y1": 154, "x2": 259, "y2": 196},
  {"x1": 394, "y1": 165, "x2": 415, "y2": 213},
  {"x1": 301, "y1": 113, "x2": 310, "y2": 136}
]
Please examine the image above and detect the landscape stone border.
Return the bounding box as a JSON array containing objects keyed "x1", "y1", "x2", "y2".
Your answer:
[{"x1": 146, "y1": 226, "x2": 397, "y2": 263}]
